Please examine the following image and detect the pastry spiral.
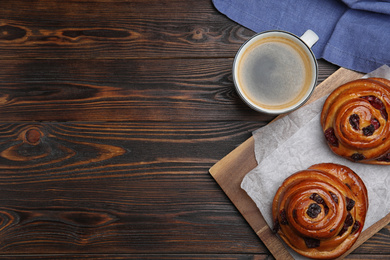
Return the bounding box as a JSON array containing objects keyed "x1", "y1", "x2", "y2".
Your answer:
[
  {"x1": 272, "y1": 163, "x2": 368, "y2": 259},
  {"x1": 321, "y1": 78, "x2": 390, "y2": 164}
]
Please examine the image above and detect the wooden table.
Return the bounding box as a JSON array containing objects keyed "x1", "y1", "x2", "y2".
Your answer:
[{"x1": 0, "y1": 0, "x2": 388, "y2": 259}]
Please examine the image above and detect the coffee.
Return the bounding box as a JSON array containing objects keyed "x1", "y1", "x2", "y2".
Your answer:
[{"x1": 233, "y1": 31, "x2": 318, "y2": 114}]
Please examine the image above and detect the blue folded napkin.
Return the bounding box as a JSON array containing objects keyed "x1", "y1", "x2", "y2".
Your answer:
[{"x1": 213, "y1": 0, "x2": 390, "y2": 73}]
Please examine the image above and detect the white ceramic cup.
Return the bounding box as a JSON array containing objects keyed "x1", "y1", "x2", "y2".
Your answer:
[{"x1": 233, "y1": 30, "x2": 319, "y2": 114}]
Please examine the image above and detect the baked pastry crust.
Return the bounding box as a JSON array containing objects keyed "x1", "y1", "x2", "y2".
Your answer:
[
  {"x1": 272, "y1": 163, "x2": 368, "y2": 259},
  {"x1": 321, "y1": 78, "x2": 390, "y2": 164}
]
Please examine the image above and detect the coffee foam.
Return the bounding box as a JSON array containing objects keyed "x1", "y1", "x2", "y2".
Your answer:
[{"x1": 235, "y1": 35, "x2": 314, "y2": 111}]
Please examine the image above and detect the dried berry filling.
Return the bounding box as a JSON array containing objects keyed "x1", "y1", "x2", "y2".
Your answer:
[
  {"x1": 307, "y1": 203, "x2": 322, "y2": 218},
  {"x1": 362, "y1": 124, "x2": 375, "y2": 136},
  {"x1": 280, "y1": 209, "x2": 288, "y2": 225},
  {"x1": 310, "y1": 193, "x2": 324, "y2": 204},
  {"x1": 346, "y1": 197, "x2": 355, "y2": 211},
  {"x1": 371, "y1": 118, "x2": 380, "y2": 129},
  {"x1": 293, "y1": 209, "x2": 297, "y2": 219},
  {"x1": 338, "y1": 212, "x2": 354, "y2": 236},
  {"x1": 304, "y1": 237, "x2": 320, "y2": 248},
  {"x1": 309, "y1": 193, "x2": 329, "y2": 215},
  {"x1": 361, "y1": 95, "x2": 388, "y2": 120},
  {"x1": 349, "y1": 114, "x2": 360, "y2": 130},
  {"x1": 377, "y1": 153, "x2": 390, "y2": 162},
  {"x1": 351, "y1": 220, "x2": 361, "y2": 234},
  {"x1": 351, "y1": 153, "x2": 365, "y2": 161},
  {"x1": 324, "y1": 127, "x2": 339, "y2": 147}
]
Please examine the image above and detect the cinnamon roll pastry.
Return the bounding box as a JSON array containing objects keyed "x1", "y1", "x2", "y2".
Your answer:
[
  {"x1": 321, "y1": 78, "x2": 390, "y2": 164},
  {"x1": 272, "y1": 163, "x2": 368, "y2": 259}
]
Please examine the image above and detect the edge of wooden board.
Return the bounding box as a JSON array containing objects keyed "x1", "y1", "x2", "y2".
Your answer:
[
  {"x1": 210, "y1": 136, "x2": 293, "y2": 259},
  {"x1": 209, "y1": 68, "x2": 390, "y2": 259}
]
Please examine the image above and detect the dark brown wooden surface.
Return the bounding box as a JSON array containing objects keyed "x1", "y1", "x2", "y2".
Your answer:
[{"x1": 0, "y1": 0, "x2": 388, "y2": 259}]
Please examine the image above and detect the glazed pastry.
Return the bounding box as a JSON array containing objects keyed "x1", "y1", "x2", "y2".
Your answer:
[
  {"x1": 272, "y1": 163, "x2": 368, "y2": 259},
  {"x1": 321, "y1": 78, "x2": 390, "y2": 164}
]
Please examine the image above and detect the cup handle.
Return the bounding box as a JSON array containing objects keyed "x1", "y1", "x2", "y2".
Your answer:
[{"x1": 300, "y1": 30, "x2": 319, "y2": 48}]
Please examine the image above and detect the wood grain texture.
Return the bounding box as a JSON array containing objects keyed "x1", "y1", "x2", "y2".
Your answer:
[
  {"x1": 0, "y1": 121, "x2": 271, "y2": 254},
  {"x1": 0, "y1": 59, "x2": 259, "y2": 121},
  {"x1": 210, "y1": 138, "x2": 294, "y2": 260},
  {"x1": 0, "y1": 255, "x2": 273, "y2": 260},
  {"x1": 0, "y1": 59, "x2": 336, "y2": 122},
  {"x1": 0, "y1": 0, "x2": 253, "y2": 59}
]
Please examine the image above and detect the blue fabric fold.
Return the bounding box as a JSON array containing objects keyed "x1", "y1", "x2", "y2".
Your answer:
[
  {"x1": 343, "y1": 0, "x2": 390, "y2": 15},
  {"x1": 213, "y1": 0, "x2": 390, "y2": 73}
]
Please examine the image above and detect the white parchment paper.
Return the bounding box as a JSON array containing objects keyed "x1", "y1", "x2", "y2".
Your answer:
[{"x1": 241, "y1": 65, "x2": 390, "y2": 259}]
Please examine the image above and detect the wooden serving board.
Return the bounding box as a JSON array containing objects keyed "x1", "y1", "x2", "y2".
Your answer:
[{"x1": 209, "y1": 68, "x2": 390, "y2": 259}]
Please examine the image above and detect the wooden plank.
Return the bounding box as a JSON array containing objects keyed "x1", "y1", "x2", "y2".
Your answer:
[
  {"x1": 0, "y1": 59, "x2": 337, "y2": 122},
  {"x1": 0, "y1": 254, "x2": 273, "y2": 260},
  {"x1": 209, "y1": 68, "x2": 390, "y2": 259},
  {"x1": 0, "y1": 0, "x2": 253, "y2": 59},
  {"x1": 0, "y1": 59, "x2": 268, "y2": 121},
  {"x1": 210, "y1": 137, "x2": 292, "y2": 260},
  {"x1": 0, "y1": 254, "x2": 388, "y2": 259},
  {"x1": 0, "y1": 121, "x2": 272, "y2": 254}
]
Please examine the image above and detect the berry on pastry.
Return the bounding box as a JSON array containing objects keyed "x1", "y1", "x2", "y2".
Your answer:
[
  {"x1": 321, "y1": 78, "x2": 390, "y2": 164},
  {"x1": 272, "y1": 163, "x2": 368, "y2": 259}
]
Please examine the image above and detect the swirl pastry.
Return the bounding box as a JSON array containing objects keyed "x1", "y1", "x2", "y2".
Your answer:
[
  {"x1": 321, "y1": 78, "x2": 390, "y2": 164},
  {"x1": 272, "y1": 163, "x2": 368, "y2": 259}
]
